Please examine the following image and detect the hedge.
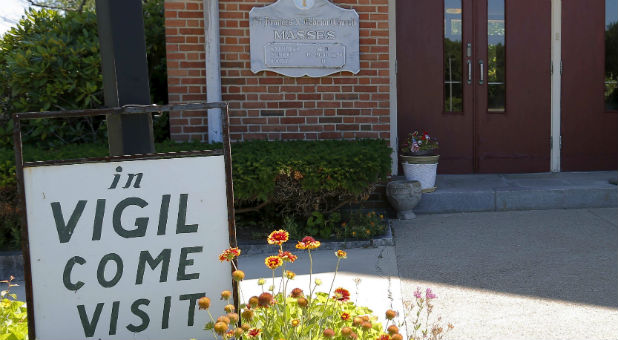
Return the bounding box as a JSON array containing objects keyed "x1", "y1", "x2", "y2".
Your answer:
[{"x1": 0, "y1": 139, "x2": 391, "y2": 249}]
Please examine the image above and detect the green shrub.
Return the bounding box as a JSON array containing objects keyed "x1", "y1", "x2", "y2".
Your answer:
[
  {"x1": 233, "y1": 139, "x2": 391, "y2": 216},
  {"x1": 0, "y1": 2, "x2": 169, "y2": 148},
  {"x1": 0, "y1": 139, "x2": 392, "y2": 250},
  {"x1": 0, "y1": 277, "x2": 28, "y2": 340},
  {"x1": 0, "y1": 9, "x2": 105, "y2": 148}
]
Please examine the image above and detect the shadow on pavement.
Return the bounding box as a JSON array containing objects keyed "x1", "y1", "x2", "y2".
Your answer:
[{"x1": 393, "y1": 208, "x2": 618, "y2": 309}]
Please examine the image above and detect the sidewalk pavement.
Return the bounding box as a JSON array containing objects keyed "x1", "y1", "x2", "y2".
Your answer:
[
  {"x1": 239, "y1": 207, "x2": 618, "y2": 340},
  {"x1": 394, "y1": 207, "x2": 618, "y2": 340}
]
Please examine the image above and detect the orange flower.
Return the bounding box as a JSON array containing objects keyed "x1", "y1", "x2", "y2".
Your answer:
[
  {"x1": 265, "y1": 255, "x2": 283, "y2": 269},
  {"x1": 278, "y1": 250, "x2": 298, "y2": 263},
  {"x1": 341, "y1": 312, "x2": 351, "y2": 320},
  {"x1": 377, "y1": 334, "x2": 391, "y2": 340},
  {"x1": 335, "y1": 250, "x2": 347, "y2": 259},
  {"x1": 247, "y1": 328, "x2": 262, "y2": 338},
  {"x1": 219, "y1": 247, "x2": 241, "y2": 262},
  {"x1": 296, "y1": 236, "x2": 321, "y2": 250},
  {"x1": 291, "y1": 319, "x2": 300, "y2": 327},
  {"x1": 268, "y1": 230, "x2": 289, "y2": 245},
  {"x1": 333, "y1": 287, "x2": 350, "y2": 302}
]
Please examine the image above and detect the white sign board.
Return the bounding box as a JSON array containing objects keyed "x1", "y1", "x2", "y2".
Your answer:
[
  {"x1": 23, "y1": 156, "x2": 233, "y2": 340},
  {"x1": 250, "y1": 0, "x2": 360, "y2": 77}
]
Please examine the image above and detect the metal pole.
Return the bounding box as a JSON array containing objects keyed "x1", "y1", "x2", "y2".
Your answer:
[{"x1": 96, "y1": 0, "x2": 155, "y2": 156}]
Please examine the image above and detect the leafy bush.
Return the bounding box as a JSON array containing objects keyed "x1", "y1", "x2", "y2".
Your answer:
[
  {"x1": 0, "y1": 9, "x2": 105, "y2": 148},
  {"x1": 0, "y1": 277, "x2": 28, "y2": 340},
  {"x1": 0, "y1": 139, "x2": 391, "y2": 250},
  {"x1": 233, "y1": 140, "x2": 391, "y2": 217},
  {"x1": 0, "y1": 2, "x2": 169, "y2": 148}
]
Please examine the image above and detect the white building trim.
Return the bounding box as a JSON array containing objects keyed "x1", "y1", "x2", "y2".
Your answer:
[{"x1": 389, "y1": 0, "x2": 398, "y2": 174}]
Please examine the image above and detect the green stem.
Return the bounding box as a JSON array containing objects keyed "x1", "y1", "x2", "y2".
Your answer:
[
  {"x1": 317, "y1": 257, "x2": 341, "y2": 327},
  {"x1": 308, "y1": 250, "x2": 313, "y2": 302}
]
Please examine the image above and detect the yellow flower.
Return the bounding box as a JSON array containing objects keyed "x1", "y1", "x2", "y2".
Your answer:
[
  {"x1": 335, "y1": 250, "x2": 347, "y2": 259},
  {"x1": 285, "y1": 270, "x2": 296, "y2": 279},
  {"x1": 291, "y1": 319, "x2": 300, "y2": 327},
  {"x1": 265, "y1": 255, "x2": 283, "y2": 269},
  {"x1": 268, "y1": 230, "x2": 289, "y2": 245}
]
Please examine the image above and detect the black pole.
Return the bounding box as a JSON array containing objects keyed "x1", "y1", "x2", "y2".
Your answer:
[{"x1": 96, "y1": 0, "x2": 155, "y2": 155}]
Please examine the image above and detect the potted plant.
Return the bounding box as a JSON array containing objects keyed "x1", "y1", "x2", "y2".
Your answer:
[{"x1": 400, "y1": 130, "x2": 439, "y2": 193}]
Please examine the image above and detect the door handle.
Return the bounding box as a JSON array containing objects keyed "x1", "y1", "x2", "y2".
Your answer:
[
  {"x1": 467, "y1": 60, "x2": 472, "y2": 84},
  {"x1": 479, "y1": 59, "x2": 484, "y2": 85}
]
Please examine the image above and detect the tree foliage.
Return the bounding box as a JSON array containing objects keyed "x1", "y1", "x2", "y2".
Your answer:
[{"x1": 0, "y1": 1, "x2": 168, "y2": 147}]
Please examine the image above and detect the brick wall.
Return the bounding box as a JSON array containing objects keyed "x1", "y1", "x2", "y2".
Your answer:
[{"x1": 165, "y1": 0, "x2": 391, "y2": 142}]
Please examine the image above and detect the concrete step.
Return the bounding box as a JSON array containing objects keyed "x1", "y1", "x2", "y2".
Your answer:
[{"x1": 403, "y1": 171, "x2": 618, "y2": 214}]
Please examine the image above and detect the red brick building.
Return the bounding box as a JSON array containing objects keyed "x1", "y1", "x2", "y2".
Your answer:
[{"x1": 164, "y1": 0, "x2": 617, "y2": 174}]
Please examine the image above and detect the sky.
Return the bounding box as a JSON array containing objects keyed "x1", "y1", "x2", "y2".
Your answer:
[{"x1": 0, "y1": 0, "x2": 28, "y2": 36}]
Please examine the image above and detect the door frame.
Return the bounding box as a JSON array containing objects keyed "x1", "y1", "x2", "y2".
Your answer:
[{"x1": 391, "y1": 0, "x2": 562, "y2": 173}]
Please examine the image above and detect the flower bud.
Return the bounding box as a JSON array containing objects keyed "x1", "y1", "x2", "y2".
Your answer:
[
  {"x1": 234, "y1": 327, "x2": 244, "y2": 338},
  {"x1": 227, "y1": 312, "x2": 239, "y2": 323},
  {"x1": 385, "y1": 309, "x2": 397, "y2": 320},
  {"x1": 224, "y1": 304, "x2": 235, "y2": 313},
  {"x1": 221, "y1": 290, "x2": 232, "y2": 300},
  {"x1": 258, "y1": 292, "x2": 273, "y2": 307},
  {"x1": 214, "y1": 322, "x2": 228, "y2": 335},
  {"x1": 297, "y1": 297, "x2": 308, "y2": 308},
  {"x1": 391, "y1": 334, "x2": 403, "y2": 340},
  {"x1": 323, "y1": 329, "x2": 335, "y2": 338},
  {"x1": 341, "y1": 327, "x2": 353, "y2": 337},
  {"x1": 241, "y1": 323, "x2": 251, "y2": 331},
  {"x1": 248, "y1": 296, "x2": 259, "y2": 308},
  {"x1": 290, "y1": 288, "x2": 304, "y2": 298},
  {"x1": 217, "y1": 316, "x2": 230, "y2": 324},
  {"x1": 387, "y1": 325, "x2": 399, "y2": 335},
  {"x1": 198, "y1": 297, "x2": 211, "y2": 310},
  {"x1": 361, "y1": 321, "x2": 372, "y2": 330},
  {"x1": 241, "y1": 309, "x2": 254, "y2": 321},
  {"x1": 232, "y1": 270, "x2": 245, "y2": 281},
  {"x1": 257, "y1": 278, "x2": 266, "y2": 286},
  {"x1": 352, "y1": 317, "x2": 363, "y2": 326}
]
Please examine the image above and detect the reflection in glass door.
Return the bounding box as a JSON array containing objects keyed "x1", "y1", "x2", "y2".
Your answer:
[
  {"x1": 487, "y1": 0, "x2": 505, "y2": 112},
  {"x1": 444, "y1": 0, "x2": 463, "y2": 112}
]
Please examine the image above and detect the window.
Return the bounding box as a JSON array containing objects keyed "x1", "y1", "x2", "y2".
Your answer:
[
  {"x1": 444, "y1": 0, "x2": 463, "y2": 112},
  {"x1": 487, "y1": 0, "x2": 505, "y2": 112}
]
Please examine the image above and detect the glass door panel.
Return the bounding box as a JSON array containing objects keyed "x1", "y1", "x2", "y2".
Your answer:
[
  {"x1": 444, "y1": 0, "x2": 464, "y2": 112},
  {"x1": 487, "y1": 0, "x2": 505, "y2": 112}
]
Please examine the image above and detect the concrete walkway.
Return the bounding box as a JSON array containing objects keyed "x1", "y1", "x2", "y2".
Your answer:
[
  {"x1": 394, "y1": 207, "x2": 618, "y2": 340},
  {"x1": 240, "y1": 207, "x2": 617, "y2": 339}
]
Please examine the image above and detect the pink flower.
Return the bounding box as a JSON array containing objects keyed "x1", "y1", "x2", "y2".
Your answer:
[
  {"x1": 426, "y1": 288, "x2": 436, "y2": 299},
  {"x1": 413, "y1": 288, "x2": 422, "y2": 299}
]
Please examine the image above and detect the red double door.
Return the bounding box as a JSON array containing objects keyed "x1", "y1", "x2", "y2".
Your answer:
[
  {"x1": 397, "y1": 0, "x2": 618, "y2": 174},
  {"x1": 397, "y1": 0, "x2": 553, "y2": 173}
]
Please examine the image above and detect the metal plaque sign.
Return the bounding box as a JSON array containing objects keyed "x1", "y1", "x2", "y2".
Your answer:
[
  {"x1": 250, "y1": 0, "x2": 360, "y2": 77},
  {"x1": 22, "y1": 156, "x2": 233, "y2": 340}
]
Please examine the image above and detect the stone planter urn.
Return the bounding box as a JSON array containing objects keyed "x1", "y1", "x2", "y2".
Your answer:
[{"x1": 386, "y1": 180, "x2": 422, "y2": 220}]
